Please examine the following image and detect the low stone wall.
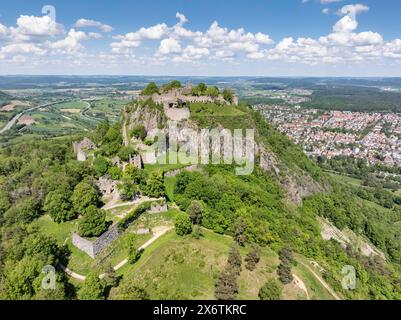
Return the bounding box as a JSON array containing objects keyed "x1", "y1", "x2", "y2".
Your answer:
[
  {"x1": 93, "y1": 225, "x2": 120, "y2": 257},
  {"x1": 164, "y1": 165, "x2": 199, "y2": 178},
  {"x1": 72, "y1": 199, "x2": 168, "y2": 258},
  {"x1": 135, "y1": 228, "x2": 150, "y2": 235},
  {"x1": 148, "y1": 202, "x2": 168, "y2": 213},
  {"x1": 72, "y1": 224, "x2": 120, "y2": 259},
  {"x1": 72, "y1": 233, "x2": 95, "y2": 258}
]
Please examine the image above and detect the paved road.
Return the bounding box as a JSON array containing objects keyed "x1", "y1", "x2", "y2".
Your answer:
[
  {"x1": 0, "y1": 113, "x2": 23, "y2": 134},
  {"x1": 80, "y1": 101, "x2": 100, "y2": 123}
]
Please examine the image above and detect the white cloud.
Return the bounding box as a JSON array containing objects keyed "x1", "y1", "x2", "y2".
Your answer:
[
  {"x1": 1, "y1": 43, "x2": 46, "y2": 55},
  {"x1": 338, "y1": 4, "x2": 369, "y2": 16},
  {"x1": 0, "y1": 24, "x2": 8, "y2": 38},
  {"x1": 48, "y1": 29, "x2": 88, "y2": 53},
  {"x1": 12, "y1": 55, "x2": 26, "y2": 63},
  {"x1": 111, "y1": 23, "x2": 168, "y2": 53},
  {"x1": 322, "y1": 8, "x2": 330, "y2": 15},
  {"x1": 88, "y1": 32, "x2": 103, "y2": 39},
  {"x1": 158, "y1": 38, "x2": 182, "y2": 54},
  {"x1": 333, "y1": 15, "x2": 358, "y2": 33},
  {"x1": 173, "y1": 45, "x2": 209, "y2": 62},
  {"x1": 215, "y1": 50, "x2": 235, "y2": 59},
  {"x1": 137, "y1": 23, "x2": 169, "y2": 40},
  {"x1": 260, "y1": 6, "x2": 388, "y2": 66},
  {"x1": 110, "y1": 14, "x2": 273, "y2": 62},
  {"x1": 176, "y1": 12, "x2": 188, "y2": 25},
  {"x1": 75, "y1": 19, "x2": 114, "y2": 32},
  {"x1": 320, "y1": 0, "x2": 342, "y2": 4},
  {"x1": 16, "y1": 15, "x2": 63, "y2": 37}
]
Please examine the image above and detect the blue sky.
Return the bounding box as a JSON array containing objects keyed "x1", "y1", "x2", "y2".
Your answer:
[{"x1": 0, "y1": 0, "x2": 401, "y2": 76}]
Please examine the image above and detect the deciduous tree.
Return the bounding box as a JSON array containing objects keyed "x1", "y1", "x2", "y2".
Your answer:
[
  {"x1": 175, "y1": 213, "x2": 192, "y2": 236},
  {"x1": 78, "y1": 205, "x2": 108, "y2": 237},
  {"x1": 44, "y1": 188, "x2": 75, "y2": 223},
  {"x1": 71, "y1": 181, "x2": 101, "y2": 214},
  {"x1": 78, "y1": 273, "x2": 107, "y2": 300}
]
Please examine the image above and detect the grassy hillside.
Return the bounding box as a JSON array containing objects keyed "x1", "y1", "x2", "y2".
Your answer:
[{"x1": 110, "y1": 228, "x2": 335, "y2": 300}]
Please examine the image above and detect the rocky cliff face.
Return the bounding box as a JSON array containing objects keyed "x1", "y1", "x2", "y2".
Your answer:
[
  {"x1": 125, "y1": 102, "x2": 166, "y2": 133},
  {"x1": 125, "y1": 100, "x2": 328, "y2": 204}
]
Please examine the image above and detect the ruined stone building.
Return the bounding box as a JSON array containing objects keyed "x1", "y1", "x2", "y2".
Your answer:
[
  {"x1": 73, "y1": 137, "x2": 96, "y2": 162},
  {"x1": 140, "y1": 85, "x2": 238, "y2": 109}
]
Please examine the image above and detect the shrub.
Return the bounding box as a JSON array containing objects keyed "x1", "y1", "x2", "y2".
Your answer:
[
  {"x1": 258, "y1": 279, "x2": 283, "y2": 300},
  {"x1": 109, "y1": 280, "x2": 149, "y2": 300},
  {"x1": 128, "y1": 246, "x2": 144, "y2": 264},
  {"x1": 222, "y1": 88, "x2": 234, "y2": 103},
  {"x1": 245, "y1": 245, "x2": 261, "y2": 271},
  {"x1": 215, "y1": 267, "x2": 238, "y2": 300},
  {"x1": 117, "y1": 179, "x2": 139, "y2": 201},
  {"x1": 130, "y1": 125, "x2": 147, "y2": 141},
  {"x1": 175, "y1": 213, "x2": 193, "y2": 236},
  {"x1": 93, "y1": 157, "x2": 110, "y2": 176},
  {"x1": 141, "y1": 82, "x2": 159, "y2": 96},
  {"x1": 71, "y1": 181, "x2": 101, "y2": 214},
  {"x1": 187, "y1": 200, "x2": 204, "y2": 225},
  {"x1": 118, "y1": 146, "x2": 137, "y2": 162},
  {"x1": 277, "y1": 263, "x2": 293, "y2": 285},
  {"x1": 143, "y1": 170, "x2": 165, "y2": 198},
  {"x1": 78, "y1": 205, "x2": 108, "y2": 237},
  {"x1": 78, "y1": 273, "x2": 106, "y2": 300},
  {"x1": 227, "y1": 245, "x2": 242, "y2": 276},
  {"x1": 44, "y1": 189, "x2": 75, "y2": 223}
]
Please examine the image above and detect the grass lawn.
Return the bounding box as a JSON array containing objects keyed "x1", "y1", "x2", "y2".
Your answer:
[
  {"x1": 164, "y1": 176, "x2": 176, "y2": 201},
  {"x1": 327, "y1": 172, "x2": 363, "y2": 187},
  {"x1": 144, "y1": 152, "x2": 197, "y2": 173},
  {"x1": 33, "y1": 215, "x2": 77, "y2": 245},
  {"x1": 116, "y1": 228, "x2": 233, "y2": 299},
  {"x1": 189, "y1": 102, "x2": 245, "y2": 117},
  {"x1": 292, "y1": 262, "x2": 334, "y2": 300},
  {"x1": 66, "y1": 228, "x2": 151, "y2": 276},
  {"x1": 135, "y1": 209, "x2": 181, "y2": 229}
]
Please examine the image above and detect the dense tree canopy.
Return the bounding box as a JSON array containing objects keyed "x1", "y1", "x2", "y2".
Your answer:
[
  {"x1": 71, "y1": 181, "x2": 101, "y2": 214},
  {"x1": 78, "y1": 273, "x2": 106, "y2": 300},
  {"x1": 175, "y1": 213, "x2": 192, "y2": 236},
  {"x1": 43, "y1": 188, "x2": 75, "y2": 223},
  {"x1": 78, "y1": 205, "x2": 108, "y2": 237},
  {"x1": 259, "y1": 279, "x2": 283, "y2": 300},
  {"x1": 141, "y1": 82, "x2": 159, "y2": 96}
]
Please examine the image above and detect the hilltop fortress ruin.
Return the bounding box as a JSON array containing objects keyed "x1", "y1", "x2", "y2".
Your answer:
[
  {"x1": 136, "y1": 82, "x2": 238, "y2": 123},
  {"x1": 141, "y1": 83, "x2": 238, "y2": 109}
]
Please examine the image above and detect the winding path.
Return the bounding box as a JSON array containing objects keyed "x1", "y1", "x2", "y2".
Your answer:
[
  {"x1": 102, "y1": 196, "x2": 165, "y2": 211},
  {"x1": 292, "y1": 274, "x2": 310, "y2": 300},
  {"x1": 61, "y1": 226, "x2": 173, "y2": 281},
  {"x1": 298, "y1": 260, "x2": 341, "y2": 300}
]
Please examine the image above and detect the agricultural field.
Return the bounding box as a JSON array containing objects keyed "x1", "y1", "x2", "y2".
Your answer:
[
  {"x1": 0, "y1": 96, "x2": 132, "y2": 146},
  {"x1": 87, "y1": 99, "x2": 130, "y2": 123}
]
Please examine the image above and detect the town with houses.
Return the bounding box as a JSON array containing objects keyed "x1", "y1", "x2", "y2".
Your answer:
[{"x1": 254, "y1": 104, "x2": 401, "y2": 167}]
